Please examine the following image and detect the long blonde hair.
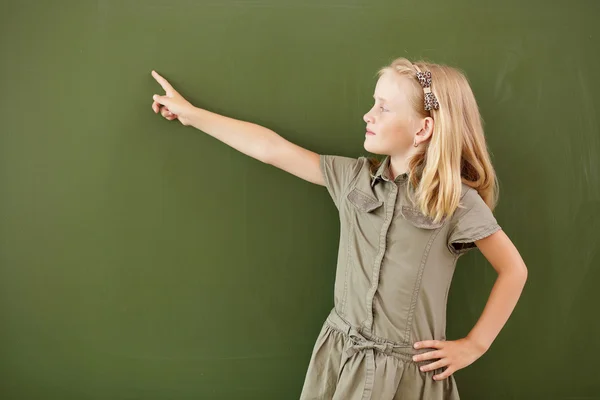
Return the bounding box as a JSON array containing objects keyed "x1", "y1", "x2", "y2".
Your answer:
[{"x1": 369, "y1": 57, "x2": 499, "y2": 223}]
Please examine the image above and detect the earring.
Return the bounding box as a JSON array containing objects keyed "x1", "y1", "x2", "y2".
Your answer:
[{"x1": 413, "y1": 137, "x2": 419, "y2": 147}]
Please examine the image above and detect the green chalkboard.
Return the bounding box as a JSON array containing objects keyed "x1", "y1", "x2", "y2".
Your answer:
[{"x1": 1, "y1": 0, "x2": 599, "y2": 399}]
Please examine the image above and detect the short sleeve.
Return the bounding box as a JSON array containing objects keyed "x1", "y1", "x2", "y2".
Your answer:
[
  {"x1": 447, "y1": 188, "x2": 502, "y2": 255},
  {"x1": 319, "y1": 155, "x2": 364, "y2": 209}
]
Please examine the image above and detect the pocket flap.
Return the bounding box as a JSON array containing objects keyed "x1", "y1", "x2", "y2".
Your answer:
[
  {"x1": 401, "y1": 206, "x2": 445, "y2": 229},
  {"x1": 347, "y1": 188, "x2": 383, "y2": 212}
]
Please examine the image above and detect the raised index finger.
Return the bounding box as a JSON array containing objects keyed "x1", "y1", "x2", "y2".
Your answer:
[{"x1": 151, "y1": 70, "x2": 174, "y2": 94}]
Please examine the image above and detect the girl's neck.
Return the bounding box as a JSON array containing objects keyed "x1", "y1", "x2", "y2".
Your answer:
[{"x1": 388, "y1": 154, "x2": 411, "y2": 179}]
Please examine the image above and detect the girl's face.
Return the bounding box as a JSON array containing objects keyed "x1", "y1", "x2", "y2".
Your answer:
[{"x1": 363, "y1": 72, "x2": 423, "y2": 155}]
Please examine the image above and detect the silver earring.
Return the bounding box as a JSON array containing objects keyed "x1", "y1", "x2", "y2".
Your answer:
[{"x1": 413, "y1": 138, "x2": 419, "y2": 147}]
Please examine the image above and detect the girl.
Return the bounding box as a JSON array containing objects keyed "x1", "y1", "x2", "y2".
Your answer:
[{"x1": 150, "y1": 57, "x2": 528, "y2": 400}]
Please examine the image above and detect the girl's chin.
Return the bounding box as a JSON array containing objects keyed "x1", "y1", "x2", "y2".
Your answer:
[
  {"x1": 363, "y1": 143, "x2": 382, "y2": 154},
  {"x1": 364, "y1": 137, "x2": 384, "y2": 150}
]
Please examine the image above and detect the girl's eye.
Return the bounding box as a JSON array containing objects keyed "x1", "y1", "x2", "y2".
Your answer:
[{"x1": 380, "y1": 106, "x2": 388, "y2": 112}]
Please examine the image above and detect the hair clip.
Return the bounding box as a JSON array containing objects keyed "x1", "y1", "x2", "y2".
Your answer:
[{"x1": 414, "y1": 66, "x2": 440, "y2": 111}]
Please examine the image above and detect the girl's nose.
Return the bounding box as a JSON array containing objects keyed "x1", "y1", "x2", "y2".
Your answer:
[{"x1": 363, "y1": 112, "x2": 373, "y2": 124}]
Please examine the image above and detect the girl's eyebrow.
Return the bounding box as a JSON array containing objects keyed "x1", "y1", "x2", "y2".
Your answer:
[{"x1": 373, "y1": 96, "x2": 388, "y2": 102}]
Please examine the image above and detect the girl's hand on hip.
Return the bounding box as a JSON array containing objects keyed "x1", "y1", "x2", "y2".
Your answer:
[
  {"x1": 411, "y1": 338, "x2": 487, "y2": 381},
  {"x1": 151, "y1": 70, "x2": 194, "y2": 126}
]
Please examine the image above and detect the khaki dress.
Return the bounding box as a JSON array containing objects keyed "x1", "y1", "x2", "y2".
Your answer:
[{"x1": 299, "y1": 155, "x2": 501, "y2": 400}]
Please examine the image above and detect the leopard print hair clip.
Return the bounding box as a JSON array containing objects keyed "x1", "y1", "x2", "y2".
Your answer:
[{"x1": 413, "y1": 65, "x2": 440, "y2": 111}]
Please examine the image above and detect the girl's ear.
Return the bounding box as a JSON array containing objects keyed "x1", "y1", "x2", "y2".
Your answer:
[{"x1": 415, "y1": 116, "x2": 434, "y2": 142}]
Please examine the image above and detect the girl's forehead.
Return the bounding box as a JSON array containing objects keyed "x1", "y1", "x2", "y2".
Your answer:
[{"x1": 375, "y1": 73, "x2": 412, "y2": 104}]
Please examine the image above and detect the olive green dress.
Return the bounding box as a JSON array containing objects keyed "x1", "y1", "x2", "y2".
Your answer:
[{"x1": 299, "y1": 155, "x2": 501, "y2": 400}]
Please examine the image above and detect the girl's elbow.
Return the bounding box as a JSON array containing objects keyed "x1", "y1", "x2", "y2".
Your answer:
[{"x1": 515, "y1": 262, "x2": 528, "y2": 281}]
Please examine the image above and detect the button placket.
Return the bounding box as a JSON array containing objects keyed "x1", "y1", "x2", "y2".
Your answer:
[{"x1": 363, "y1": 182, "x2": 398, "y2": 332}]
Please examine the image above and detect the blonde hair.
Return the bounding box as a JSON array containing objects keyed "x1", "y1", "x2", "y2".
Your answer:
[{"x1": 369, "y1": 57, "x2": 499, "y2": 223}]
